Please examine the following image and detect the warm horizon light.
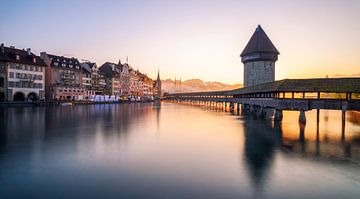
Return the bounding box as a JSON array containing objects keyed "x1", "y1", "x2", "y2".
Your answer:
[{"x1": 1, "y1": 0, "x2": 359, "y2": 84}]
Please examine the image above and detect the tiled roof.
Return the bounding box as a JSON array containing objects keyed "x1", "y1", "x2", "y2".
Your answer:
[
  {"x1": 99, "y1": 62, "x2": 121, "y2": 77},
  {"x1": 0, "y1": 46, "x2": 47, "y2": 66},
  {"x1": 240, "y1": 25, "x2": 279, "y2": 56},
  {"x1": 228, "y1": 78, "x2": 360, "y2": 94},
  {"x1": 46, "y1": 54, "x2": 81, "y2": 70},
  {"x1": 81, "y1": 62, "x2": 92, "y2": 73}
]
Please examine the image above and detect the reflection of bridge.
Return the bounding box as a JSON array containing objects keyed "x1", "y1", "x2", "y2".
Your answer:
[{"x1": 164, "y1": 25, "x2": 360, "y2": 123}]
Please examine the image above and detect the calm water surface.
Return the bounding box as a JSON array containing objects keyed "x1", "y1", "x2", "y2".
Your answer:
[{"x1": 0, "y1": 102, "x2": 359, "y2": 199}]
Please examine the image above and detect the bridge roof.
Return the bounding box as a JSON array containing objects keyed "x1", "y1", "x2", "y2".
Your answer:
[
  {"x1": 167, "y1": 78, "x2": 360, "y2": 96},
  {"x1": 229, "y1": 78, "x2": 360, "y2": 95}
]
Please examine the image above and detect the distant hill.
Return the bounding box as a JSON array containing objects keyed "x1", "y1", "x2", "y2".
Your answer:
[
  {"x1": 162, "y1": 78, "x2": 242, "y2": 93},
  {"x1": 333, "y1": 73, "x2": 360, "y2": 77}
]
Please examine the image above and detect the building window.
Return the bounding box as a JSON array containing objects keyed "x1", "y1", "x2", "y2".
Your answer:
[
  {"x1": 9, "y1": 72, "x2": 14, "y2": 78},
  {"x1": 33, "y1": 58, "x2": 36, "y2": 63},
  {"x1": 0, "y1": 77, "x2": 4, "y2": 87},
  {"x1": 16, "y1": 73, "x2": 20, "y2": 78},
  {"x1": 54, "y1": 62, "x2": 58, "y2": 66},
  {"x1": 16, "y1": 55, "x2": 20, "y2": 60}
]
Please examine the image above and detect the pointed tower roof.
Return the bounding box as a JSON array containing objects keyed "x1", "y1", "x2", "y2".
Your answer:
[
  {"x1": 240, "y1": 25, "x2": 279, "y2": 56},
  {"x1": 156, "y1": 70, "x2": 161, "y2": 82}
]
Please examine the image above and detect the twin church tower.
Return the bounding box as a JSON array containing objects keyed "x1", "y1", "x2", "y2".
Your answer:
[{"x1": 240, "y1": 25, "x2": 279, "y2": 87}]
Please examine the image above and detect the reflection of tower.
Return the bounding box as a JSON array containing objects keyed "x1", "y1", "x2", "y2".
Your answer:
[
  {"x1": 154, "y1": 101, "x2": 161, "y2": 132},
  {"x1": 240, "y1": 25, "x2": 279, "y2": 87},
  {"x1": 242, "y1": 119, "x2": 276, "y2": 196}
]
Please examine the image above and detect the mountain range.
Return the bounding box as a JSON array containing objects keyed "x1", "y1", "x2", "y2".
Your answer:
[{"x1": 162, "y1": 79, "x2": 242, "y2": 94}]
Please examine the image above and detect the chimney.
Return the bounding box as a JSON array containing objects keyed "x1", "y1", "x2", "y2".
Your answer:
[
  {"x1": 26, "y1": 48, "x2": 31, "y2": 55},
  {"x1": 0, "y1": 43, "x2": 4, "y2": 53}
]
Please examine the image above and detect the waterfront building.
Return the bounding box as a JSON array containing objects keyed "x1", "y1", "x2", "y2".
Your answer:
[
  {"x1": 118, "y1": 60, "x2": 131, "y2": 98},
  {"x1": 80, "y1": 62, "x2": 107, "y2": 98},
  {"x1": 138, "y1": 72, "x2": 154, "y2": 100},
  {"x1": 81, "y1": 62, "x2": 93, "y2": 98},
  {"x1": 240, "y1": 25, "x2": 279, "y2": 87},
  {"x1": 40, "y1": 52, "x2": 85, "y2": 100},
  {"x1": 129, "y1": 68, "x2": 141, "y2": 97},
  {"x1": 98, "y1": 62, "x2": 121, "y2": 96},
  {"x1": 0, "y1": 44, "x2": 46, "y2": 101},
  {"x1": 89, "y1": 62, "x2": 106, "y2": 95},
  {"x1": 153, "y1": 70, "x2": 162, "y2": 99}
]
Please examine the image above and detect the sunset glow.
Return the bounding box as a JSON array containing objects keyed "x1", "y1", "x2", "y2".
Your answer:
[{"x1": 1, "y1": 0, "x2": 359, "y2": 84}]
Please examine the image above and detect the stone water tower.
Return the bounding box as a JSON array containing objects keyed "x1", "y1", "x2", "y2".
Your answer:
[{"x1": 240, "y1": 25, "x2": 279, "y2": 87}]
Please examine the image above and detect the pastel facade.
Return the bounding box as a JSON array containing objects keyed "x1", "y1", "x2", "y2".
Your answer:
[
  {"x1": 40, "y1": 52, "x2": 85, "y2": 100},
  {"x1": 99, "y1": 62, "x2": 121, "y2": 96},
  {"x1": 0, "y1": 44, "x2": 46, "y2": 101}
]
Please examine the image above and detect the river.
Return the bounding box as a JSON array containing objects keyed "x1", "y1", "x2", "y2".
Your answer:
[{"x1": 0, "y1": 102, "x2": 359, "y2": 199}]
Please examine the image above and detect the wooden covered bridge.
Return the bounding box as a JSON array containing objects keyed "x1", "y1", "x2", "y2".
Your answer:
[{"x1": 164, "y1": 78, "x2": 360, "y2": 123}]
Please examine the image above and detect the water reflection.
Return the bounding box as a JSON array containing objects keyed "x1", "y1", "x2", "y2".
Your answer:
[
  {"x1": 0, "y1": 104, "x2": 359, "y2": 198},
  {"x1": 242, "y1": 118, "x2": 276, "y2": 195}
]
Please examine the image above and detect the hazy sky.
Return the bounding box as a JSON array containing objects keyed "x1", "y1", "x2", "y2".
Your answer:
[{"x1": 1, "y1": 0, "x2": 359, "y2": 84}]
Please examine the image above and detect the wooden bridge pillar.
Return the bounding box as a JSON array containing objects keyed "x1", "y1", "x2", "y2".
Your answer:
[
  {"x1": 341, "y1": 110, "x2": 346, "y2": 142},
  {"x1": 229, "y1": 102, "x2": 234, "y2": 111},
  {"x1": 242, "y1": 104, "x2": 250, "y2": 113},
  {"x1": 299, "y1": 110, "x2": 306, "y2": 124},
  {"x1": 274, "y1": 109, "x2": 283, "y2": 121}
]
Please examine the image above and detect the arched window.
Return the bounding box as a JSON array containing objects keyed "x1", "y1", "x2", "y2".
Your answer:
[{"x1": 13, "y1": 92, "x2": 25, "y2": 101}]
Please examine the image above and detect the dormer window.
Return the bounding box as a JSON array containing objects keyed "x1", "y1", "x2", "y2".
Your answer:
[{"x1": 16, "y1": 55, "x2": 20, "y2": 60}]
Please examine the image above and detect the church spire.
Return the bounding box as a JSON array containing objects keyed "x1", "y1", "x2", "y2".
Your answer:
[{"x1": 156, "y1": 69, "x2": 160, "y2": 82}]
